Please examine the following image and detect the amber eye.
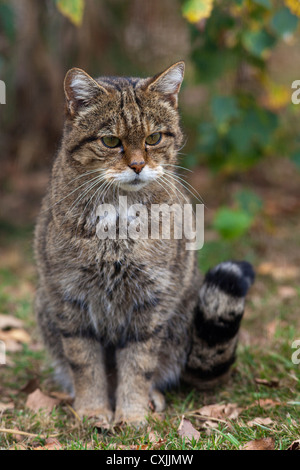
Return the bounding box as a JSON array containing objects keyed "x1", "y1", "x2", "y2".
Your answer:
[
  {"x1": 101, "y1": 136, "x2": 121, "y2": 148},
  {"x1": 145, "y1": 132, "x2": 162, "y2": 146}
]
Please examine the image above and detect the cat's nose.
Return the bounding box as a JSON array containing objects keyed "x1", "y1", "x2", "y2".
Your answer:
[{"x1": 128, "y1": 161, "x2": 146, "y2": 174}]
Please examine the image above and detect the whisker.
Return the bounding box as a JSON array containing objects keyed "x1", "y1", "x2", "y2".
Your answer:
[
  {"x1": 160, "y1": 164, "x2": 193, "y2": 173},
  {"x1": 73, "y1": 177, "x2": 112, "y2": 238},
  {"x1": 156, "y1": 175, "x2": 182, "y2": 207},
  {"x1": 162, "y1": 169, "x2": 204, "y2": 205},
  {"x1": 41, "y1": 169, "x2": 108, "y2": 213},
  {"x1": 65, "y1": 174, "x2": 108, "y2": 217},
  {"x1": 159, "y1": 174, "x2": 189, "y2": 207}
]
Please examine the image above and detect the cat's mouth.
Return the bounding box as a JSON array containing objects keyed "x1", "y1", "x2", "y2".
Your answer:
[
  {"x1": 118, "y1": 176, "x2": 150, "y2": 192},
  {"x1": 106, "y1": 166, "x2": 163, "y2": 192}
]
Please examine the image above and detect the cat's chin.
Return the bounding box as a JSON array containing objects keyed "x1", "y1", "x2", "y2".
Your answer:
[{"x1": 118, "y1": 181, "x2": 150, "y2": 192}]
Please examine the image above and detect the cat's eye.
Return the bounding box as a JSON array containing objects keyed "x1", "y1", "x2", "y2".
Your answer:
[
  {"x1": 145, "y1": 132, "x2": 162, "y2": 146},
  {"x1": 101, "y1": 136, "x2": 121, "y2": 148}
]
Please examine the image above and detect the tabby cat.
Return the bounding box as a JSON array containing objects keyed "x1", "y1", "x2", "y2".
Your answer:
[{"x1": 34, "y1": 62, "x2": 254, "y2": 426}]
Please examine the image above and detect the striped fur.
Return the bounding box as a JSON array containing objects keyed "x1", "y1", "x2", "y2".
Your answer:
[
  {"x1": 184, "y1": 261, "x2": 255, "y2": 389},
  {"x1": 34, "y1": 63, "x2": 254, "y2": 426}
]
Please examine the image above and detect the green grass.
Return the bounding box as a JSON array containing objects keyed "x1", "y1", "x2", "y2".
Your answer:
[{"x1": 0, "y1": 222, "x2": 299, "y2": 450}]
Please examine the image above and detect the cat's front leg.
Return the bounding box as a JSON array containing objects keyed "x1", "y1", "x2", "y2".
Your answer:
[
  {"x1": 61, "y1": 335, "x2": 113, "y2": 424},
  {"x1": 114, "y1": 338, "x2": 160, "y2": 427}
]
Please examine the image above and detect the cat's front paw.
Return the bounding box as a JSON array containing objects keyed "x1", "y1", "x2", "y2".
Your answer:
[
  {"x1": 114, "y1": 408, "x2": 149, "y2": 428},
  {"x1": 75, "y1": 403, "x2": 113, "y2": 425},
  {"x1": 150, "y1": 389, "x2": 165, "y2": 412}
]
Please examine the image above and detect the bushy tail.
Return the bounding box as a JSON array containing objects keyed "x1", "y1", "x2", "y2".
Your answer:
[{"x1": 183, "y1": 261, "x2": 255, "y2": 389}]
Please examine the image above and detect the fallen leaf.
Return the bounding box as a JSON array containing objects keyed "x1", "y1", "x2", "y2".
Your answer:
[
  {"x1": 9, "y1": 443, "x2": 27, "y2": 450},
  {"x1": 0, "y1": 314, "x2": 24, "y2": 330},
  {"x1": 34, "y1": 438, "x2": 63, "y2": 451},
  {"x1": 25, "y1": 388, "x2": 60, "y2": 414},
  {"x1": 49, "y1": 390, "x2": 73, "y2": 403},
  {"x1": 265, "y1": 320, "x2": 279, "y2": 339},
  {"x1": 257, "y1": 262, "x2": 299, "y2": 281},
  {"x1": 198, "y1": 403, "x2": 241, "y2": 420},
  {"x1": 254, "y1": 377, "x2": 279, "y2": 388},
  {"x1": 247, "y1": 417, "x2": 274, "y2": 427},
  {"x1": 0, "y1": 401, "x2": 14, "y2": 412},
  {"x1": 287, "y1": 439, "x2": 300, "y2": 451},
  {"x1": 247, "y1": 398, "x2": 282, "y2": 409},
  {"x1": 0, "y1": 337, "x2": 22, "y2": 352},
  {"x1": 177, "y1": 416, "x2": 200, "y2": 442},
  {"x1": 0, "y1": 328, "x2": 31, "y2": 344},
  {"x1": 146, "y1": 428, "x2": 167, "y2": 449},
  {"x1": 277, "y1": 286, "x2": 297, "y2": 299},
  {"x1": 241, "y1": 437, "x2": 275, "y2": 450}
]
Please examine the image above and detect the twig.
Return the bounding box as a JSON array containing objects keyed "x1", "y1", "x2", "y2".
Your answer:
[
  {"x1": 184, "y1": 411, "x2": 228, "y2": 425},
  {"x1": 0, "y1": 428, "x2": 60, "y2": 439},
  {"x1": 65, "y1": 403, "x2": 81, "y2": 422}
]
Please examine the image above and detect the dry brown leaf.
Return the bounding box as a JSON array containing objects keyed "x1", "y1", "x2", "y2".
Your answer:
[
  {"x1": 0, "y1": 328, "x2": 31, "y2": 344},
  {"x1": 278, "y1": 286, "x2": 298, "y2": 299},
  {"x1": 0, "y1": 401, "x2": 14, "y2": 412},
  {"x1": 241, "y1": 437, "x2": 275, "y2": 450},
  {"x1": 146, "y1": 427, "x2": 167, "y2": 449},
  {"x1": 9, "y1": 443, "x2": 27, "y2": 450},
  {"x1": 254, "y1": 377, "x2": 279, "y2": 388},
  {"x1": 0, "y1": 314, "x2": 24, "y2": 330},
  {"x1": 25, "y1": 388, "x2": 60, "y2": 414},
  {"x1": 247, "y1": 417, "x2": 274, "y2": 427},
  {"x1": 198, "y1": 403, "x2": 241, "y2": 420},
  {"x1": 49, "y1": 390, "x2": 73, "y2": 403},
  {"x1": 257, "y1": 262, "x2": 299, "y2": 281},
  {"x1": 287, "y1": 439, "x2": 300, "y2": 451},
  {"x1": 265, "y1": 320, "x2": 279, "y2": 339},
  {"x1": 177, "y1": 416, "x2": 200, "y2": 442},
  {"x1": 0, "y1": 338, "x2": 23, "y2": 352},
  {"x1": 247, "y1": 398, "x2": 282, "y2": 409},
  {"x1": 34, "y1": 438, "x2": 63, "y2": 451}
]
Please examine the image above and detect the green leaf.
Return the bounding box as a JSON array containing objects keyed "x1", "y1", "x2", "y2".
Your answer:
[
  {"x1": 211, "y1": 96, "x2": 241, "y2": 128},
  {"x1": 291, "y1": 151, "x2": 300, "y2": 170},
  {"x1": 192, "y1": 48, "x2": 238, "y2": 83},
  {"x1": 234, "y1": 189, "x2": 263, "y2": 216},
  {"x1": 227, "y1": 108, "x2": 278, "y2": 153},
  {"x1": 182, "y1": 0, "x2": 214, "y2": 24},
  {"x1": 0, "y1": 2, "x2": 15, "y2": 41},
  {"x1": 252, "y1": 0, "x2": 272, "y2": 9},
  {"x1": 270, "y1": 7, "x2": 298, "y2": 37},
  {"x1": 242, "y1": 29, "x2": 276, "y2": 58},
  {"x1": 55, "y1": 0, "x2": 85, "y2": 26},
  {"x1": 198, "y1": 122, "x2": 219, "y2": 153},
  {"x1": 213, "y1": 208, "x2": 253, "y2": 240}
]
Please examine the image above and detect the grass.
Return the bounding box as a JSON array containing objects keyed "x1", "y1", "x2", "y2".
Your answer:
[{"x1": 0, "y1": 209, "x2": 299, "y2": 451}]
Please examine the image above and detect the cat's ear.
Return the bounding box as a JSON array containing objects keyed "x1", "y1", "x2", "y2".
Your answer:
[
  {"x1": 147, "y1": 61, "x2": 185, "y2": 107},
  {"x1": 64, "y1": 68, "x2": 108, "y2": 116}
]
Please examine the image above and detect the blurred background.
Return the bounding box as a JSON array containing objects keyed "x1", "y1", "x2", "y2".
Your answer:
[
  {"x1": 1, "y1": 2, "x2": 300, "y2": 446},
  {"x1": 0, "y1": 0, "x2": 300, "y2": 335}
]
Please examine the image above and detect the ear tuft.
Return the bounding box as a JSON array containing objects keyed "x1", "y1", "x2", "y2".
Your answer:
[
  {"x1": 148, "y1": 61, "x2": 185, "y2": 105},
  {"x1": 64, "y1": 68, "x2": 107, "y2": 116}
]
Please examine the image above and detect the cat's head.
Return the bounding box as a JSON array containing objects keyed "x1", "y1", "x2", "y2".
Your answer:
[{"x1": 62, "y1": 62, "x2": 185, "y2": 192}]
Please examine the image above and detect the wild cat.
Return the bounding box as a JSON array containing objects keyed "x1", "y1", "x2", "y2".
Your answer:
[{"x1": 34, "y1": 61, "x2": 254, "y2": 426}]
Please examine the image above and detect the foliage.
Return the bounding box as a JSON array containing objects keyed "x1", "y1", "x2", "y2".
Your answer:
[
  {"x1": 55, "y1": 0, "x2": 85, "y2": 26},
  {"x1": 182, "y1": 0, "x2": 300, "y2": 173},
  {"x1": 212, "y1": 188, "x2": 263, "y2": 240},
  {"x1": 182, "y1": 0, "x2": 214, "y2": 23}
]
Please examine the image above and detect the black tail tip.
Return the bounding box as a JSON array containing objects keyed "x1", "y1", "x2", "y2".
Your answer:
[
  {"x1": 204, "y1": 260, "x2": 255, "y2": 298},
  {"x1": 235, "y1": 260, "x2": 255, "y2": 287}
]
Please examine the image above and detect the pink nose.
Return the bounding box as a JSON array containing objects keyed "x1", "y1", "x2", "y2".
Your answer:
[{"x1": 128, "y1": 161, "x2": 145, "y2": 174}]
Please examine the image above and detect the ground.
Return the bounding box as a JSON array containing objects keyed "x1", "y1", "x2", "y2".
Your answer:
[{"x1": 0, "y1": 157, "x2": 299, "y2": 450}]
